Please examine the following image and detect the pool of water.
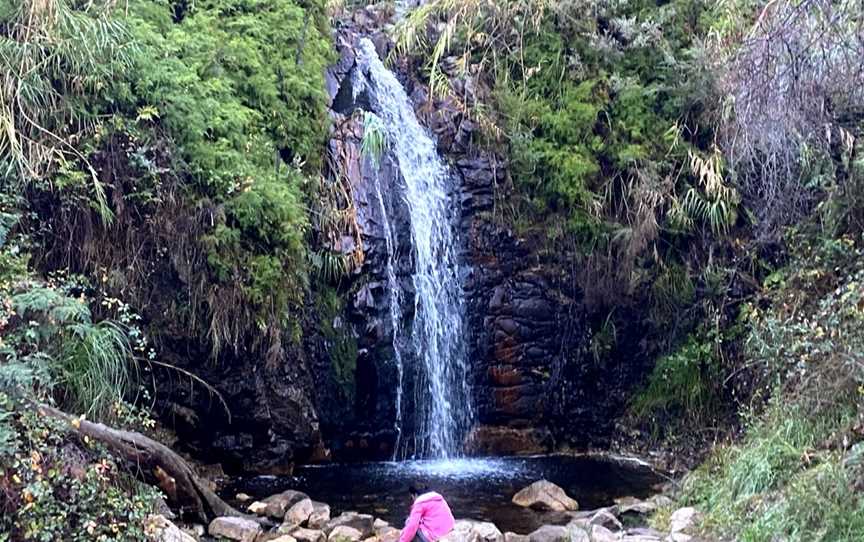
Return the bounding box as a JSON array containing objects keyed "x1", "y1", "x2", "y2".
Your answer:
[{"x1": 224, "y1": 455, "x2": 664, "y2": 534}]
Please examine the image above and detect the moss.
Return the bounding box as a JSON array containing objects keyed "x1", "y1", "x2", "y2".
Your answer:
[{"x1": 316, "y1": 287, "x2": 357, "y2": 400}]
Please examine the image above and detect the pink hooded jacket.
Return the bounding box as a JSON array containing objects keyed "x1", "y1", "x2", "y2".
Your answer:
[{"x1": 398, "y1": 492, "x2": 455, "y2": 542}]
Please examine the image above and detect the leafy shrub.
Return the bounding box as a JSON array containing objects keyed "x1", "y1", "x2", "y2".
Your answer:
[
  {"x1": 631, "y1": 332, "x2": 723, "y2": 432},
  {"x1": 0, "y1": 396, "x2": 159, "y2": 541}
]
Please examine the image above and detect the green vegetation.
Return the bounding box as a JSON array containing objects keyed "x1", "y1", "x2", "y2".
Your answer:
[{"x1": 1, "y1": 0, "x2": 333, "y2": 536}]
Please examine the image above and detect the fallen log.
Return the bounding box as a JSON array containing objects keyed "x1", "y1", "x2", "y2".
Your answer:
[{"x1": 37, "y1": 403, "x2": 243, "y2": 523}]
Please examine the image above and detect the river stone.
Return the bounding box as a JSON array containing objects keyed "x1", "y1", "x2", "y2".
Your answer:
[
  {"x1": 567, "y1": 525, "x2": 590, "y2": 542},
  {"x1": 145, "y1": 514, "x2": 197, "y2": 542},
  {"x1": 512, "y1": 481, "x2": 578, "y2": 512},
  {"x1": 624, "y1": 527, "x2": 664, "y2": 538},
  {"x1": 441, "y1": 520, "x2": 503, "y2": 542},
  {"x1": 309, "y1": 502, "x2": 332, "y2": 529},
  {"x1": 504, "y1": 533, "x2": 530, "y2": 542},
  {"x1": 329, "y1": 526, "x2": 363, "y2": 542},
  {"x1": 208, "y1": 516, "x2": 262, "y2": 542},
  {"x1": 589, "y1": 509, "x2": 622, "y2": 531},
  {"x1": 588, "y1": 525, "x2": 617, "y2": 542},
  {"x1": 286, "y1": 498, "x2": 315, "y2": 526},
  {"x1": 287, "y1": 527, "x2": 327, "y2": 542},
  {"x1": 376, "y1": 526, "x2": 401, "y2": 542},
  {"x1": 527, "y1": 525, "x2": 570, "y2": 542},
  {"x1": 258, "y1": 535, "x2": 298, "y2": 542},
  {"x1": 325, "y1": 513, "x2": 375, "y2": 538},
  {"x1": 668, "y1": 508, "x2": 702, "y2": 534},
  {"x1": 236, "y1": 493, "x2": 253, "y2": 502},
  {"x1": 260, "y1": 490, "x2": 311, "y2": 519}
]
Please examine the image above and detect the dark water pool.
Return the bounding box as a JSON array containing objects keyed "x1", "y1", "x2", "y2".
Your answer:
[{"x1": 224, "y1": 455, "x2": 664, "y2": 534}]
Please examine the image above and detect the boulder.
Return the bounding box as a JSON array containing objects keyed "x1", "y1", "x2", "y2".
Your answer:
[
  {"x1": 287, "y1": 527, "x2": 327, "y2": 542},
  {"x1": 145, "y1": 515, "x2": 197, "y2": 542},
  {"x1": 373, "y1": 518, "x2": 390, "y2": 531},
  {"x1": 668, "y1": 508, "x2": 702, "y2": 535},
  {"x1": 309, "y1": 502, "x2": 332, "y2": 529},
  {"x1": 504, "y1": 533, "x2": 530, "y2": 542},
  {"x1": 207, "y1": 517, "x2": 262, "y2": 542},
  {"x1": 329, "y1": 526, "x2": 363, "y2": 542},
  {"x1": 527, "y1": 525, "x2": 570, "y2": 542},
  {"x1": 286, "y1": 498, "x2": 315, "y2": 526},
  {"x1": 512, "y1": 481, "x2": 578, "y2": 512},
  {"x1": 324, "y1": 512, "x2": 375, "y2": 538},
  {"x1": 589, "y1": 525, "x2": 617, "y2": 542},
  {"x1": 261, "y1": 490, "x2": 311, "y2": 519}
]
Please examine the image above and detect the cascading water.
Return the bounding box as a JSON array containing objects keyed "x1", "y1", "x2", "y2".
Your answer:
[
  {"x1": 354, "y1": 38, "x2": 474, "y2": 459},
  {"x1": 369, "y1": 163, "x2": 406, "y2": 456}
]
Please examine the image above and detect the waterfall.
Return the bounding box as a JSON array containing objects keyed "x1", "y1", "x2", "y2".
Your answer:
[
  {"x1": 370, "y1": 166, "x2": 406, "y2": 457},
  {"x1": 355, "y1": 38, "x2": 474, "y2": 459}
]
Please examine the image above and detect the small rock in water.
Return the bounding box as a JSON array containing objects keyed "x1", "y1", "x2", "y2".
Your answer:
[
  {"x1": 208, "y1": 516, "x2": 262, "y2": 542},
  {"x1": 286, "y1": 498, "x2": 315, "y2": 526},
  {"x1": 527, "y1": 525, "x2": 570, "y2": 542},
  {"x1": 329, "y1": 525, "x2": 363, "y2": 542},
  {"x1": 511, "y1": 480, "x2": 578, "y2": 512},
  {"x1": 668, "y1": 507, "x2": 702, "y2": 534},
  {"x1": 236, "y1": 492, "x2": 253, "y2": 502},
  {"x1": 309, "y1": 501, "x2": 332, "y2": 529},
  {"x1": 248, "y1": 501, "x2": 268, "y2": 515}
]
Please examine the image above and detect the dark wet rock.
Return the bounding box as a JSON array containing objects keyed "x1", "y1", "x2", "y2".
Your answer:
[{"x1": 465, "y1": 425, "x2": 553, "y2": 456}]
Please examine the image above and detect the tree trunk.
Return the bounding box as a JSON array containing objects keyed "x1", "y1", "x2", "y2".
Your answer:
[{"x1": 37, "y1": 403, "x2": 244, "y2": 523}]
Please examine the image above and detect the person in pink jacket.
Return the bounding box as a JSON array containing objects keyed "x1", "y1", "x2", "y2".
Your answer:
[{"x1": 398, "y1": 485, "x2": 455, "y2": 542}]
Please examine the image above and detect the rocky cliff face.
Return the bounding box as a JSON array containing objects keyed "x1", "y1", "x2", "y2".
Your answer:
[{"x1": 158, "y1": 6, "x2": 650, "y2": 471}]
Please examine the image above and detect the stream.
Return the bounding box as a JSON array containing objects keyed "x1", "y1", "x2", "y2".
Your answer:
[{"x1": 224, "y1": 455, "x2": 663, "y2": 534}]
